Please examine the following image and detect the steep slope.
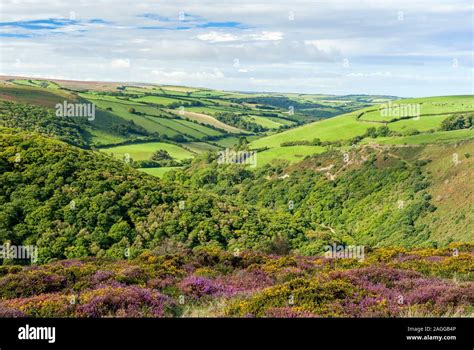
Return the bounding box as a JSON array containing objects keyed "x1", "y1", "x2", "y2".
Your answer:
[
  {"x1": 2, "y1": 127, "x2": 472, "y2": 265},
  {"x1": 0, "y1": 127, "x2": 243, "y2": 262},
  {"x1": 165, "y1": 140, "x2": 474, "y2": 250}
]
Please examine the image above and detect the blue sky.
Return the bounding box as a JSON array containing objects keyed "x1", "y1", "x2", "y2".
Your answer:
[{"x1": 0, "y1": 0, "x2": 472, "y2": 96}]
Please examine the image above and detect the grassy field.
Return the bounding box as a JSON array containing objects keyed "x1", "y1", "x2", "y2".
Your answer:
[
  {"x1": 81, "y1": 93, "x2": 227, "y2": 141},
  {"x1": 213, "y1": 135, "x2": 260, "y2": 148},
  {"x1": 3, "y1": 79, "x2": 471, "y2": 170},
  {"x1": 183, "y1": 142, "x2": 220, "y2": 153},
  {"x1": 252, "y1": 96, "x2": 474, "y2": 148},
  {"x1": 243, "y1": 115, "x2": 284, "y2": 129},
  {"x1": 87, "y1": 128, "x2": 128, "y2": 146},
  {"x1": 388, "y1": 115, "x2": 448, "y2": 133},
  {"x1": 12, "y1": 79, "x2": 60, "y2": 89},
  {"x1": 80, "y1": 93, "x2": 144, "y2": 105},
  {"x1": 138, "y1": 166, "x2": 181, "y2": 178},
  {"x1": 147, "y1": 117, "x2": 210, "y2": 138},
  {"x1": 184, "y1": 105, "x2": 244, "y2": 115},
  {"x1": 100, "y1": 142, "x2": 194, "y2": 161},
  {"x1": 265, "y1": 116, "x2": 296, "y2": 126},
  {"x1": 173, "y1": 119, "x2": 223, "y2": 137},
  {"x1": 372, "y1": 129, "x2": 474, "y2": 145},
  {"x1": 0, "y1": 85, "x2": 75, "y2": 107},
  {"x1": 133, "y1": 95, "x2": 189, "y2": 106},
  {"x1": 250, "y1": 112, "x2": 369, "y2": 148},
  {"x1": 168, "y1": 109, "x2": 245, "y2": 133},
  {"x1": 256, "y1": 145, "x2": 326, "y2": 166},
  {"x1": 360, "y1": 96, "x2": 474, "y2": 122},
  {"x1": 80, "y1": 94, "x2": 181, "y2": 137}
]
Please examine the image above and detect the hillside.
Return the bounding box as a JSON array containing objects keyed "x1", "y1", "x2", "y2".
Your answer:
[
  {"x1": 0, "y1": 78, "x2": 473, "y2": 320},
  {"x1": 251, "y1": 96, "x2": 474, "y2": 166},
  {"x1": 167, "y1": 139, "x2": 474, "y2": 246},
  {"x1": 0, "y1": 78, "x2": 472, "y2": 253},
  {"x1": 0, "y1": 76, "x2": 402, "y2": 176},
  {"x1": 0, "y1": 127, "x2": 472, "y2": 319},
  {"x1": 1, "y1": 126, "x2": 472, "y2": 266}
]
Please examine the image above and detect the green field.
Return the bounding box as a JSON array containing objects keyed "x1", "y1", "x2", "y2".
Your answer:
[
  {"x1": 0, "y1": 84, "x2": 74, "y2": 107},
  {"x1": 213, "y1": 135, "x2": 260, "y2": 148},
  {"x1": 252, "y1": 96, "x2": 474, "y2": 155},
  {"x1": 360, "y1": 96, "x2": 474, "y2": 122},
  {"x1": 12, "y1": 79, "x2": 60, "y2": 89},
  {"x1": 80, "y1": 93, "x2": 144, "y2": 105},
  {"x1": 256, "y1": 145, "x2": 326, "y2": 166},
  {"x1": 388, "y1": 115, "x2": 449, "y2": 133},
  {"x1": 3, "y1": 80, "x2": 471, "y2": 171},
  {"x1": 133, "y1": 95, "x2": 190, "y2": 106},
  {"x1": 87, "y1": 128, "x2": 128, "y2": 146},
  {"x1": 138, "y1": 166, "x2": 181, "y2": 178},
  {"x1": 183, "y1": 142, "x2": 220, "y2": 153},
  {"x1": 100, "y1": 142, "x2": 194, "y2": 161},
  {"x1": 251, "y1": 112, "x2": 369, "y2": 148},
  {"x1": 265, "y1": 116, "x2": 296, "y2": 126},
  {"x1": 169, "y1": 109, "x2": 244, "y2": 133},
  {"x1": 173, "y1": 119, "x2": 223, "y2": 136},
  {"x1": 372, "y1": 129, "x2": 474, "y2": 145},
  {"x1": 74, "y1": 85, "x2": 399, "y2": 151},
  {"x1": 243, "y1": 115, "x2": 284, "y2": 129},
  {"x1": 80, "y1": 95, "x2": 181, "y2": 137}
]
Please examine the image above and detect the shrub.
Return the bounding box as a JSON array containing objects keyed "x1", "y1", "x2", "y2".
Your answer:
[
  {"x1": 77, "y1": 286, "x2": 175, "y2": 317},
  {"x1": 0, "y1": 270, "x2": 67, "y2": 298},
  {"x1": 0, "y1": 293, "x2": 74, "y2": 317}
]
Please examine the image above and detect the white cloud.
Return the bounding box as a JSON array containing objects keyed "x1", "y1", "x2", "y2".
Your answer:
[
  {"x1": 110, "y1": 59, "x2": 130, "y2": 69},
  {"x1": 0, "y1": 0, "x2": 472, "y2": 96},
  {"x1": 197, "y1": 32, "x2": 238, "y2": 43},
  {"x1": 151, "y1": 68, "x2": 225, "y2": 84},
  {"x1": 250, "y1": 31, "x2": 283, "y2": 41},
  {"x1": 197, "y1": 31, "x2": 283, "y2": 43}
]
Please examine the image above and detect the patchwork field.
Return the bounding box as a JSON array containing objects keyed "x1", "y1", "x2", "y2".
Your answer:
[
  {"x1": 250, "y1": 95, "x2": 474, "y2": 164},
  {"x1": 1, "y1": 76, "x2": 471, "y2": 181}
]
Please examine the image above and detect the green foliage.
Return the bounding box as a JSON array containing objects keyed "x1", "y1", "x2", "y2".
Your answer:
[
  {"x1": 215, "y1": 112, "x2": 266, "y2": 133},
  {"x1": 0, "y1": 101, "x2": 90, "y2": 148},
  {"x1": 441, "y1": 113, "x2": 473, "y2": 131},
  {"x1": 151, "y1": 149, "x2": 172, "y2": 161}
]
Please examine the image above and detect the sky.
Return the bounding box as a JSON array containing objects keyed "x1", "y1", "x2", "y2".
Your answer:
[{"x1": 0, "y1": 0, "x2": 473, "y2": 97}]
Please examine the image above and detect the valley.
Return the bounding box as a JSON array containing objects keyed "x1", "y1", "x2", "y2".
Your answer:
[{"x1": 0, "y1": 76, "x2": 472, "y2": 318}]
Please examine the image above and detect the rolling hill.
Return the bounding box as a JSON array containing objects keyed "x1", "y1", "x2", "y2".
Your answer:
[
  {"x1": 250, "y1": 96, "x2": 474, "y2": 166},
  {"x1": 0, "y1": 77, "x2": 472, "y2": 319},
  {"x1": 0, "y1": 75, "x2": 402, "y2": 176}
]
